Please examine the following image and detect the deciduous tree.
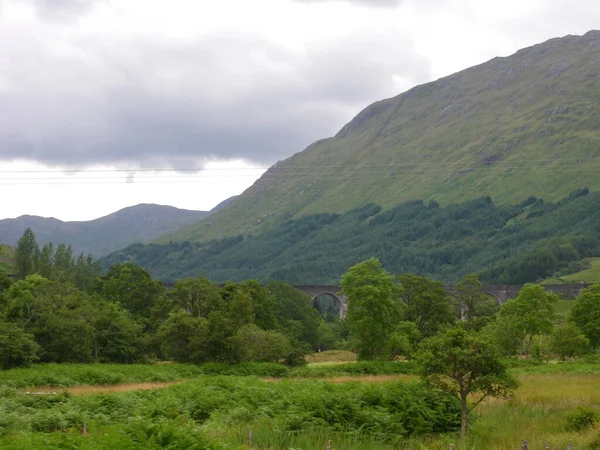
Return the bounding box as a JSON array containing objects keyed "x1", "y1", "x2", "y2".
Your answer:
[
  {"x1": 341, "y1": 258, "x2": 399, "y2": 360},
  {"x1": 416, "y1": 327, "x2": 518, "y2": 441},
  {"x1": 570, "y1": 284, "x2": 600, "y2": 349}
]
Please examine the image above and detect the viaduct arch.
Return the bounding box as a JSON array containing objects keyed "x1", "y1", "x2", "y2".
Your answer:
[{"x1": 293, "y1": 284, "x2": 594, "y2": 318}]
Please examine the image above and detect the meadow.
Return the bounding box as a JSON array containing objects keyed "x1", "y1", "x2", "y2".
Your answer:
[{"x1": 0, "y1": 355, "x2": 599, "y2": 449}]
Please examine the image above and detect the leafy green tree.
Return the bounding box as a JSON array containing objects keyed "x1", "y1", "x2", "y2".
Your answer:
[
  {"x1": 550, "y1": 324, "x2": 590, "y2": 361},
  {"x1": 454, "y1": 274, "x2": 499, "y2": 330},
  {"x1": 570, "y1": 284, "x2": 600, "y2": 349},
  {"x1": 156, "y1": 310, "x2": 204, "y2": 362},
  {"x1": 416, "y1": 327, "x2": 518, "y2": 441},
  {"x1": 169, "y1": 276, "x2": 224, "y2": 318},
  {"x1": 53, "y1": 244, "x2": 74, "y2": 282},
  {"x1": 497, "y1": 284, "x2": 557, "y2": 355},
  {"x1": 73, "y1": 252, "x2": 100, "y2": 291},
  {"x1": 267, "y1": 281, "x2": 322, "y2": 349},
  {"x1": 238, "y1": 280, "x2": 279, "y2": 330},
  {"x1": 386, "y1": 321, "x2": 421, "y2": 360},
  {"x1": 399, "y1": 274, "x2": 455, "y2": 338},
  {"x1": 231, "y1": 324, "x2": 292, "y2": 362},
  {"x1": 32, "y1": 306, "x2": 95, "y2": 362},
  {"x1": 14, "y1": 228, "x2": 38, "y2": 280},
  {"x1": 190, "y1": 311, "x2": 234, "y2": 363},
  {"x1": 341, "y1": 258, "x2": 399, "y2": 360},
  {"x1": 0, "y1": 321, "x2": 40, "y2": 368},
  {"x1": 94, "y1": 263, "x2": 164, "y2": 319},
  {"x1": 36, "y1": 243, "x2": 54, "y2": 279},
  {"x1": 227, "y1": 289, "x2": 254, "y2": 328},
  {"x1": 90, "y1": 301, "x2": 144, "y2": 363}
]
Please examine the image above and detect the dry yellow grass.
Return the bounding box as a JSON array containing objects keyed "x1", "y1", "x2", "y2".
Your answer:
[
  {"x1": 25, "y1": 381, "x2": 183, "y2": 396},
  {"x1": 262, "y1": 375, "x2": 417, "y2": 383},
  {"x1": 306, "y1": 350, "x2": 358, "y2": 364}
]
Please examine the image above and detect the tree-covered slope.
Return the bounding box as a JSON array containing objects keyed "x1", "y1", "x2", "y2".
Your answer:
[
  {"x1": 103, "y1": 188, "x2": 600, "y2": 285},
  {"x1": 0, "y1": 204, "x2": 209, "y2": 257},
  {"x1": 159, "y1": 30, "x2": 600, "y2": 244}
]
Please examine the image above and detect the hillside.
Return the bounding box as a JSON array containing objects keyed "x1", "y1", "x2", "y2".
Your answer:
[
  {"x1": 158, "y1": 30, "x2": 600, "y2": 244},
  {"x1": 0, "y1": 204, "x2": 210, "y2": 257},
  {"x1": 104, "y1": 189, "x2": 600, "y2": 285},
  {"x1": 0, "y1": 244, "x2": 14, "y2": 275}
]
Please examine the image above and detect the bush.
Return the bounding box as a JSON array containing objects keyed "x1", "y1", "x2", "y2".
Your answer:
[{"x1": 565, "y1": 406, "x2": 598, "y2": 431}]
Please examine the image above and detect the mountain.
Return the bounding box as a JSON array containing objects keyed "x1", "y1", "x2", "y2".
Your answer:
[
  {"x1": 103, "y1": 188, "x2": 599, "y2": 285},
  {"x1": 0, "y1": 204, "x2": 210, "y2": 257},
  {"x1": 157, "y1": 30, "x2": 600, "y2": 245}
]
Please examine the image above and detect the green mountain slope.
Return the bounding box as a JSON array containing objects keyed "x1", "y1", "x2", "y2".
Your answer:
[
  {"x1": 0, "y1": 204, "x2": 210, "y2": 257},
  {"x1": 0, "y1": 244, "x2": 14, "y2": 275},
  {"x1": 104, "y1": 189, "x2": 600, "y2": 285},
  {"x1": 159, "y1": 30, "x2": 600, "y2": 244}
]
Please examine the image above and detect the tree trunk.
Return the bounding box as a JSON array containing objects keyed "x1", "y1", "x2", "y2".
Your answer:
[{"x1": 460, "y1": 394, "x2": 468, "y2": 441}]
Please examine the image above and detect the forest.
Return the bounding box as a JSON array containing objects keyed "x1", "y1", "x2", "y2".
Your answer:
[{"x1": 102, "y1": 188, "x2": 600, "y2": 284}]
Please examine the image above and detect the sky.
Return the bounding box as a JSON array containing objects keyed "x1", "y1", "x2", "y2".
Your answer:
[{"x1": 1, "y1": 0, "x2": 599, "y2": 221}]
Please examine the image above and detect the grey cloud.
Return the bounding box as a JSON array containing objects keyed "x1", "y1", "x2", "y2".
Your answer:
[
  {"x1": 16, "y1": 0, "x2": 100, "y2": 21},
  {"x1": 0, "y1": 27, "x2": 429, "y2": 167},
  {"x1": 294, "y1": 0, "x2": 403, "y2": 7}
]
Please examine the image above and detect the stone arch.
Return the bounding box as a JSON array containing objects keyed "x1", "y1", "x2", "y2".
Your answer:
[
  {"x1": 481, "y1": 291, "x2": 503, "y2": 305},
  {"x1": 308, "y1": 291, "x2": 347, "y2": 318}
]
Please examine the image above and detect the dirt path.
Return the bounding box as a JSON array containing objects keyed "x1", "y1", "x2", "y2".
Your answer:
[{"x1": 25, "y1": 381, "x2": 183, "y2": 396}]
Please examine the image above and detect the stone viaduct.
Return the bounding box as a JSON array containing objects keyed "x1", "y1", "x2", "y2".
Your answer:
[
  {"x1": 162, "y1": 281, "x2": 593, "y2": 318},
  {"x1": 294, "y1": 283, "x2": 594, "y2": 318}
]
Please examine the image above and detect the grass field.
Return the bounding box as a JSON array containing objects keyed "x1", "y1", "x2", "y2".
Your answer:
[{"x1": 1, "y1": 358, "x2": 599, "y2": 449}]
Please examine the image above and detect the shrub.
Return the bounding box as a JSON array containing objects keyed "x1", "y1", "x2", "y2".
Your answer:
[{"x1": 565, "y1": 406, "x2": 598, "y2": 431}]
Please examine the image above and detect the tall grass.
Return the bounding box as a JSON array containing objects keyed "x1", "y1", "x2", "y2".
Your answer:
[{"x1": 0, "y1": 361, "x2": 418, "y2": 389}]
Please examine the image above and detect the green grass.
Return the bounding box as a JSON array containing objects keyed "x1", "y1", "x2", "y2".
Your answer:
[
  {"x1": 544, "y1": 257, "x2": 600, "y2": 284},
  {"x1": 0, "y1": 361, "x2": 417, "y2": 389},
  {"x1": 1, "y1": 361, "x2": 600, "y2": 449}
]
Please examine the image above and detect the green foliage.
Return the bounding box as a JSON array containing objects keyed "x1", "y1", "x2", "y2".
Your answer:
[
  {"x1": 416, "y1": 327, "x2": 519, "y2": 439},
  {"x1": 15, "y1": 228, "x2": 38, "y2": 280},
  {"x1": 570, "y1": 284, "x2": 600, "y2": 348},
  {"x1": 104, "y1": 190, "x2": 600, "y2": 285},
  {"x1": 94, "y1": 262, "x2": 164, "y2": 318},
  {"x1": 549, "y1": 325, "x2": 590, "y2": 361},
  {"x1": 0, "y1": 376, "x2": 460, "y2": 443},
  {"x1": 454, "y1": 274, "x2": 499, "y2": 331},
  {"x1": 341, "y1": 258, "x2": 399, "y2": 360},
  {"x1": 565, "y1": 406, "x2": 598, "y2": 431},
  {"x1": 0, "y1": 321, "x2": 40, "y2": 369},
  {"x1": 231, "y1": 324, "x2": 292, "y2": 363},
  {"x1": 268, "y1": 281, "x2": 322, "y2": 349},
  {"x1": 398, "y1": 274, "x2": 455, "y2": 338},
  {"x1": 496, "y1": 284, "x2": 557, "y2": 355}
]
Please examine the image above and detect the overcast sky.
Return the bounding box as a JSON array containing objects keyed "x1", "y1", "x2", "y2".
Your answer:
[{"x1": 1, "y1": 0, "x2": 599, "y2": 221}]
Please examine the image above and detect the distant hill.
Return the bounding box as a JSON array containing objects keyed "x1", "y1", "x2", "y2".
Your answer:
[
  {"x1": 157, "y1": 30, "x2": 600, "y2": 245},
  {"x1": 103, "y1": 189, "x2": 600, "y2": 285},
  {"x1": 0, "y1": 204, "x2": 211, "y2": 257}
]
